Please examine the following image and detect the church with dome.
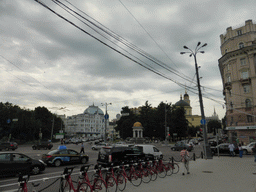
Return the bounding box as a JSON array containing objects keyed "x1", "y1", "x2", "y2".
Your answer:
[
  {"x1": 63, "y1": 104, "x2": 108, "y2": 138},
  {"x1": 175, "y1": 91, "x2": 201, "y2": 127}
]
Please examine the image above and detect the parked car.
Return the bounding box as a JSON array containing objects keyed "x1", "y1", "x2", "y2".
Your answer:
[
  {"x1": 32, "y1": 141, "x2": 53, "y2": 150},
  {"x1": 211, "y1": 143, "x2": 239, "y2": 156},
  {"x1": 97, "y1": 145, "x2": 154, "y2": 167},
  {"x1": 135, "y1": 144, "x2": 163, "y2": 159},
  {"x1": 171, "y1": 142, "x2": 193, "y2": 151},
  {"x1": 41, "y1": 149, "x2": 89, "y2": 167},
  {"x1": 0, "y1": 152, "x2": 46, "y2": 177},
  {"x1": 0, "y1": 142, "x2": 18, "y2": 151},
  {"x1": 91, "y1": 143, "x2": 109, "y2": 150},
  {"x1": 242, "y1": 142, "x2": 256, "y2": 155}
]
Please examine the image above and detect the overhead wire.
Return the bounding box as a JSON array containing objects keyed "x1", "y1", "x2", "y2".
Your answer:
[{"x1": 31, "y1": 0, "x2": 229, "y2": 110}]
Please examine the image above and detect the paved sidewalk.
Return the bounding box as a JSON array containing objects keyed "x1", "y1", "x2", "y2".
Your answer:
[{"x1": 124, "y1": 156, "x2": 256, "y2": 192}]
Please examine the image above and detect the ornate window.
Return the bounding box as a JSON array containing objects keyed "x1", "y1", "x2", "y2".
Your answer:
[
  {"x1": 247, "y1": 115, "x2": 253, "y2": 122},
  {"x1": 240, "y1": 58, "x2": 246, "y2": 66},
  {"x1": 241, "y1": 69, "x2": 249, "y2": 79},
  {"x1": 243, "y1": 85, "x2": 250, "y2": 93},
  {"x1": 237, "y1": 30, "x2": 242, "y2": 36},
  {"x1": 245, "y1": 99, "x2": 251, "y2": 108},
  {"x1": 239, "y1": 42, "x2": 244, "y2": 49}
]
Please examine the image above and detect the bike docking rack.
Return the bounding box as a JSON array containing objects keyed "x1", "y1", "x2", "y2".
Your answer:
[{"x1": 0, "y1": 153, "x2": 205, "y2": 192}]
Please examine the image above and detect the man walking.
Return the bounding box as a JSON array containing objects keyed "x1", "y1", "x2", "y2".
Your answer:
[
  {"x1": 228, "y1": 142, "x2": 235, "y2": 157},
  {"x1": 80, "y1": 142, "x2": 85, "y2": 154},
  {"x1": 180, "y1": 147, "x2": 190, "y2": 175}
]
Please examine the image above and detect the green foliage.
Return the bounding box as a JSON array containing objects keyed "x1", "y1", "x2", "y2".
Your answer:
[
  {"x1": 207, "y1": 119, "x2": 222, "y2": 135},
  {"x1": 0, "y1": 102, "x2": 64, "y2": 142},
  {"x1": 115, "y1": 101, "x2": 188, "y2": 140}
]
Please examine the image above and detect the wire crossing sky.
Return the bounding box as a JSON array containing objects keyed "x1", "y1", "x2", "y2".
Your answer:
[{"x1": 1, "y1": 0, "x2": 255, "y2": 119}]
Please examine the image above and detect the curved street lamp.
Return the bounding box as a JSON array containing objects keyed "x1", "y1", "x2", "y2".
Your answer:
[{"x1": 180, "y1": 42, "x2": 212, "y2": 159}]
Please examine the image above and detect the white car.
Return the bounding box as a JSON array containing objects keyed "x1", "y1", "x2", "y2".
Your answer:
[
  {"x1": 135, "y1": 144, "x2": 163, "y2": 159},
  {"x1": 242, "y1": 142, "x2": 256, "y2": 155},
  {"x1": 91, "y1": 143, "x2": 108, "y2": 150}
]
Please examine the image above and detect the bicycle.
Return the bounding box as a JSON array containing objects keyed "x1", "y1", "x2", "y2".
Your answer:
[
  {"x1": 17, "y1": 174, "x2": 41, "y2": 192},
  {"x1": 116, "y1": 161, "x2": 142, "y2": 187},
  {"x1": 78, "y1": 164, "x2": 107, "y2": 192},
  {"x1": 166, "y1": 158, "x2": 179, "y2": 174},
  {"x1": 60, "y1": 166, "x2": 84, "y2": 192},
  {"x1": 136, "y1": 160, "x2": 151, "y2": 183},
  {"x1": 152, "y1": 158, "x2": 167, "y2": 178},
  {"x1": 144, "y1": 160, "x2": 157, "y2": 181},
  {"x1": 104, "y1": 164, "x2": 121, "y2": 192}
]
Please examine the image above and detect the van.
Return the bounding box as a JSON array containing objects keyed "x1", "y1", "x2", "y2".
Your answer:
[{"x1": 135, "y1": 144, "x2": 163, "y2": 159}]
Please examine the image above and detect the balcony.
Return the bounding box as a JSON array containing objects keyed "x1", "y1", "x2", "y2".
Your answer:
[{"x1": 240, "y1": 78, "x2": 251, "y2": 85}]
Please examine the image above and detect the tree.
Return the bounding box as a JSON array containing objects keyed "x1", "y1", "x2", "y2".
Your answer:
[
  {"x1": 171, "y1": 106, "x2": 188, "y2": 140},
  {"x1": 115, "y1": 107, "x2": 136, "y2": 139},
  {"x1": 207, "y1": 120, "x2": 222, "y2": 135}
]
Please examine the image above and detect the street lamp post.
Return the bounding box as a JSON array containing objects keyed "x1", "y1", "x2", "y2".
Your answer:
[
  {"x1": 180, "y1": 42, "x2": 212, "y2": 159},
  {"x1": 101, "y1": 103, "x2": 112, "y2": 142},
  {"x1": 50, "y1": 107, "x2": 66, "y2": 141}
]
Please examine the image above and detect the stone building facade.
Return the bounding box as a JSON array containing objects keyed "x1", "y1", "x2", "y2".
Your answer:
[{"x1": 218, "y1": 19, "x2": 256, "y2": 144}]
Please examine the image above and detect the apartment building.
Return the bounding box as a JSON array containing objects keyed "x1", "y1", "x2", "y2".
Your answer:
[{"x1": 218, "y1": 19, "x2": 256, "y2": 144}]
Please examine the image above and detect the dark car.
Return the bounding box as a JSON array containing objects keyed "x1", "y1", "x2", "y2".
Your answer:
[
  {"x1": 171, "y1": 142, "x2": 193, "y2": 151},
  {"x1": 32, "y1": 141, "x2": 53, "y2": 150},
  {"x1": 0, "y1": 142, "x2": 18, "y2": 151},
  {"x1": 0, "y1": 152, "x2": 46, "y2": 177},
  {"x1": 42, "y1": 149, "x2": 89, "y2": 167},
  {"x1": 211, "y1": 143, "x2": 239, "y2": 156},
  {"x1": 97, "y1": 145, "x2": 154, "y2": 167}
]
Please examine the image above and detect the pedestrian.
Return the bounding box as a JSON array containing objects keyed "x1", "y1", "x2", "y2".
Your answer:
[
  {"x1": 228, "y1": 142, "x2": 235, "y2": 157},
  {"x1": 180, "y1": 147, "x2": 190, "y2": 175},
  {"x1": 252, "y1": 144, "x2": 256, "y2": 162},
  {"x1": 80, "y1": 142, "x2": 85, "y2": 154},
  {"x1": 238, "y1": 144, "x2": 243, "y2": 158}
]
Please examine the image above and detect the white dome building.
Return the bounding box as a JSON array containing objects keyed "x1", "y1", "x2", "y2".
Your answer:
[{"x1": 64, "y1": 104, "x2": 107, "y2": 138}]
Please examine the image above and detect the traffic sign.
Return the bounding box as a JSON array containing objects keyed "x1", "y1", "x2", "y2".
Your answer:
[
  {"x1": 7, "y1": 119, "x2": 11, "y2": 124},
  {"x1": 104, "y1": 114, "x2": 109, "y2": 120},
  {"x1": 200, "y1": 119, "x2": 206, "y2": 125}
]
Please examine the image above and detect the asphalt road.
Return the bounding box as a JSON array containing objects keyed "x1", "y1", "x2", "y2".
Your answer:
[{"x1": 0, "y1": 141, "x2": 205, "y2": 191}]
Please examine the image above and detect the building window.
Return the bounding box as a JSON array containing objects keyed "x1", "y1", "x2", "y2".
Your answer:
[
  {"x1": 243, "y1": 85, "x2": 250, "y2": 93},
  {"x1": 227, "y1": 64, "x2": 230, "y2": 71},
  {"x1": 237, "y1": 30, "x2": 242, "y2": 36},
  {"x1": 226, "y1": 74, "x2": 231, "y2": 82},
  {"x1": 247, "y1": 115, "x2": 253, "y2": 122},
  {"x1": 230, "y1": 101, "x2": 233, "y2": 109},
  {"x1": 245, "y1": 99, "x2": 251, "y2": 108},
  {"x1": 241, "y1": 70, "x2": 249, "y2": 79},
  {"x1": 240, "y1": 58, "x2": 246, "y2": 66},
  {"x1": 239, "y1": 42, "x2": 244, "y2": 49}
]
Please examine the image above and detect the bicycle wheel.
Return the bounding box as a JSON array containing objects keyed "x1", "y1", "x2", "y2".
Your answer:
[
  {"x1": 78, "y1": 182, "x2": 92, "y2": 192},
  {"x1": 93, "y1": 178, "x2": 107, "y2": 192},
  {"x1": 150, "y1": 167, "x2": 157, "y2": 181},
  {"x1": 130, "y1": 170, "x2": 142, "y2": 187},
  {"x1": 141, "y1": 169, "x2": 151, "y2": 183},
  {"x1": 157, "y1": 165, "x2": 167, "y2": 178},
  {"x1": 106, "y1": 175, "x2": 117, "y2": 192},
  {"x1": 60, "y1": 179, "x2": 71, "y2": 192},
  {"x1": 117, "y1": 173, "x2": 126, "y2": 191},
  {"x1": 17, "y1": 187, "x2": 25, "y2": 192},
  {"x1": 171, "y1": 163, "x2": 179, "y2": 174},
  {"x1": 165, "y1": 163, "x2": 173, "y2": 176}
]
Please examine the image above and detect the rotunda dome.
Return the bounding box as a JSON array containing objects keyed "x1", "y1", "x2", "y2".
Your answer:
[{"x1": 133, "y1": 122, "x2": 142, "y2": 127}]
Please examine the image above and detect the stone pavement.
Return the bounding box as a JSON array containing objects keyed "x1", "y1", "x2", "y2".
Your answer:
[{"x1": 124, "y1": 155, "x2": 256, "y2": 192}]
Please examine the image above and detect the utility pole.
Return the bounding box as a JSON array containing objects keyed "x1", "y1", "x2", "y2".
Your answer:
[{"x1": 180, "y1": 42, "x2": 212, "y2": 159}]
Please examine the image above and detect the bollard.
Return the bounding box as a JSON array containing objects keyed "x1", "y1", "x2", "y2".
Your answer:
[
  {"x1": 201, "y1": 151, "x2": 204, "y2": 159},
  {"x1": 193, "y1": 153, "x2": 196, "y2": 161}
]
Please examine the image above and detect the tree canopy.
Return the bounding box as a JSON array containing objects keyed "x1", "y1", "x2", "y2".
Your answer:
[{"x1": 0, "y1": 102, "x2": 64, "y2": 142}]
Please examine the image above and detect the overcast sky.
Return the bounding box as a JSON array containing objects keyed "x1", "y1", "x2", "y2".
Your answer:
[{"x1": 1, "y1": 0, "x2": 255, "y2": 120}]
